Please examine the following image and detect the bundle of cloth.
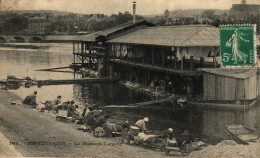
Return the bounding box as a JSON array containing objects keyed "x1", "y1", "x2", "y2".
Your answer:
[
  {"x1": 100, "y1": 119, "x2": 129, "y2": 138},
  {"x1": 93, "y1": 127, "x2": 106, "y2": 137},
  {"x1": 134, "y1": 133, "x2": 158, "y2": 144}
]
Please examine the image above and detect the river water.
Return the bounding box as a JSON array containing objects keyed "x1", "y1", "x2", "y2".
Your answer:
[
  {"x1": 1, "y1": 43, "x2": 259, "y2": 142},
  {"x1": 0, "y1": 43, "x2": 188, "y2": 134}
]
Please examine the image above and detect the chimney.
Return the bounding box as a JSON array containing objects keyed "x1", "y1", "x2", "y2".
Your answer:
[{"x1": 133, "y1": 1, "x2": 136, "y2": 24}]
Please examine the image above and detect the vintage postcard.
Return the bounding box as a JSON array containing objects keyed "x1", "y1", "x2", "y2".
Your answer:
[{"x1": 0, "y1": 0, "x2": 260, "y2": 157}]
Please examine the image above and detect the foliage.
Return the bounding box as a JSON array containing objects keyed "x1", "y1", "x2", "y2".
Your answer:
[
  {"x1": 4, "y1": 15, "x2": 28, "y2": 34},
  {"x1": 45, "y1": 11, "x2": 144, "y2": 34},
  {"x1": 201, "y1": 10, "x2": 216, "y2": 20},
  {"x1": 92, "y1": 11, "x2": 144, "y2": 31},
  {"x1": 164, "y1": 9, "x2": 169, "y2": 18}
]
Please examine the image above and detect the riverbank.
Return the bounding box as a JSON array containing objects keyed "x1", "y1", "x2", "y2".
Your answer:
[
  {"x1": 0, "y1": 89, "x2": 172, "y2": 157},
  {"x1": 1, "y1": 86, "x2": 260, "y2": 157}
]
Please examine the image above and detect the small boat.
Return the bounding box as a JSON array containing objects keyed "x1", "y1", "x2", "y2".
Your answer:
[
  {"x1": 226, "y1": 124, "x2": 259, "y2": 145},
  {"x1": 0, "y1": 75, "x2": 22, "y2": 90}
]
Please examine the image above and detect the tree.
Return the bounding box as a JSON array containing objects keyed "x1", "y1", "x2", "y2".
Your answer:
[
  {"x1": 5, "y1": 15, "x2": 28, "y2": 34},
  {"x1": 164, "y1": 9, "x2": 170, "y2": 18},
  {"x1": 201, "y1": 10, "x2": 215, "y2": 20}
]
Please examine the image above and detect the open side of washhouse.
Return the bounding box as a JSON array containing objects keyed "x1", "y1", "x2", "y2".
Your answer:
[
  {"x1": 106, "y1": 25, "x2": 221, "y2": 96},
  {"x1": 71, "y1": 20, "x2": 156, "y2": 77}
]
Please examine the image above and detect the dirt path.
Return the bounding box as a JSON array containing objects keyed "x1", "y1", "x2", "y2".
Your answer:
[{"x1": 0, "y1": 89, "x2": 179, "y2": 158}]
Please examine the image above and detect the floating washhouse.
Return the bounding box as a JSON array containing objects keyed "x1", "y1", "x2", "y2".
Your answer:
[
  {"x1": 72, "y1": 24, "x2": 222, "y2": 96},
  {"x1": 72, "y1": 22, "x2": 260, "y2": 104},
  {"x1": 106, "y1": 25, "x2": 221, "y2": 96},
  {"x1": 72, "y1": 20, "x2": 156, "y2": 77}
]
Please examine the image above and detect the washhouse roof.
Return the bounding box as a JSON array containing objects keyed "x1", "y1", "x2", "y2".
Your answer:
[
  {"x1": 77, "y1": 20, "x2": 156, "y2": 42},
  {"x1": 107, "y1": 25, "x2": 220, "y2": 47},
  {"x1": 201, "y1": 68, "x2": 257, "y2": 79}
]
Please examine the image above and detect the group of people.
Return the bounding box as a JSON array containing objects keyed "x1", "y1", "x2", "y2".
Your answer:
[
  {"x1": 23, "y1": 91, "x2": 79, "y2": 117},
  {"x1": 22, "y1": 91, "x2": 192, "y2": 147}
]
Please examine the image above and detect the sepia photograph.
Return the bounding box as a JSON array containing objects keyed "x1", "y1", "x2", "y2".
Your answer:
[{"x1": 0, "y1": 0, "x2": 260, "y2": 157}]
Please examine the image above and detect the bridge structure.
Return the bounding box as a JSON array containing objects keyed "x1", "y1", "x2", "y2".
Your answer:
[
  {"x1": 0, "y1": 35, "x2": 85, "y2": 43},
  {"x1": 0, "y1": 35, "x2": 45, "y2": 43}
]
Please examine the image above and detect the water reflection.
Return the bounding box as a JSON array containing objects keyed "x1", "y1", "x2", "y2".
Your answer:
[
  {"x1": 73, "y1": 83, "x2": 153, "y2": 107},
  {"x1": 0, "y1": 43, "x2": 73, "y2": 80}
]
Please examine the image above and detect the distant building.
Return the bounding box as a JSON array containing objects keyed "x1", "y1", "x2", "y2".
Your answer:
[
  {"x1": 230, "y1": 0, "x2": 260, "y2": 20},
  {"x1": 86, "y1": 14, "x2": 107, "y2": 23},
  {"x1": 27, "y1": 15, "x2": 51, "y2": 35}
]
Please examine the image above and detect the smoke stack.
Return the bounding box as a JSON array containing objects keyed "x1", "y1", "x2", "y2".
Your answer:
[{"x1": 133, "y1": 1, "x2": 136, "y2": 24}]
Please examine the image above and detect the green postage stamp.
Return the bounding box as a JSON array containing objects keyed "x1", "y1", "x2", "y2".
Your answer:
[{"x1": 220, "y1": 25, "x2": 257, "y2": 67}]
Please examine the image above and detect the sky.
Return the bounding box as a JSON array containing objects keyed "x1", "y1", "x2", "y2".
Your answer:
[{"x1": 1, "y1": 0, "x2": 260, "y2": 15}]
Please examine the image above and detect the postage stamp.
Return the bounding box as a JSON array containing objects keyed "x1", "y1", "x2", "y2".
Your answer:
[{"x1": 220, "y1": 25, "x2": 256, "y2": 67}]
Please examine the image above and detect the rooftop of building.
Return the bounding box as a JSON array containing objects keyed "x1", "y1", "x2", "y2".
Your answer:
[
  {"x1": 201, "y1": 68, "x2": 256, "y2": 79},
  {"x1": 107, "y1": 25, "x2": 220, "y2": 47},
  {"x1": 77, "y1": 20, "x2": 156, "y2": 42}
]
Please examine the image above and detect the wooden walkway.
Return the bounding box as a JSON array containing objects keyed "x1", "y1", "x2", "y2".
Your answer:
[
  {"x1": 103, "y1": 97, "x2": 175, "y2": 109},
  {"x1": 36, "y1": 77, "x2": 110, "y2": 85},
  {"x1": 36, "y1": 66, "x2": 71, "y2": 71},
  {"x1": 35, "y1": 66, "x2": 75, "y2": 73},
  {"x1": 110, "y1": 59, "x2": 197, "y2": 76}
]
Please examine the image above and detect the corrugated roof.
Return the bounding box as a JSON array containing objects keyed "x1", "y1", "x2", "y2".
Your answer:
[
  {"x1": 76, "y1": 20, "x2": 155, "y2": 42},
  {"x1": 201, "y1": 68, "x2": 256, "y2": 79},
  {"x1": 107, "y1": 25, "x2": 220, "y2": 47}
]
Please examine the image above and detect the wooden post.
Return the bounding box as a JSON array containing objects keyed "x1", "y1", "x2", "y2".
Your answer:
[
  {"x1": 134, "y1": 46, "x2": 136, "y2": 64},
  {"x1": 113, "y1": 44, "x2": 115, "y2": 60},
  {"x1": 85, "y1": 42, "x2": 87, "y2": 54},
  {"x1": 109, "y1": 64, "x2": 114, "y2": 80},
  {"x1": 73, "y1": 41, "x2": 75, "y2": 65},
  {"x1": 145, "y1": 72, "x2": 147, "y2": 87},
  {"x1": 214, "y1": 47, "x2": 217, "y2": 68},
  {"x1": 81, "y1": 41, "x2": 84, "y2": 53},
  {"x1": 89, "y1": 49, "x2": 92, "y2": 69},
  {"x1": 127, "y1": 44, "x2": 129, "y2": 64},
  {"x1": 174, "y1": 55, "x2": 177, "y2": 69},
  {"x1": 142, "y1": 47, "x2": 144, "y2": 66},
  {"x1": 190, "y1": 56, "x2": 194, "y2": 70},
  {"x1": 77, "y1": 42, "x2": 79, "y2": 54},
  {"x1": 81, "y1": 42, "x2": 84, "y2": 64},
  {"x1": 179, "y1": 48, "x2": 183, "y2": 71},
  {"x1": 120, "y1": 44, "x2": 122, "y2": 60},
  {"x1": 152, "y1": 47, "x2": 154, "y2": 67},
  {"x1": 130, "y1": 70, "x2": 132, "y2": 82},
  {"x1": 162, "y1": 48, "x2": 165, "y2": 69}
]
